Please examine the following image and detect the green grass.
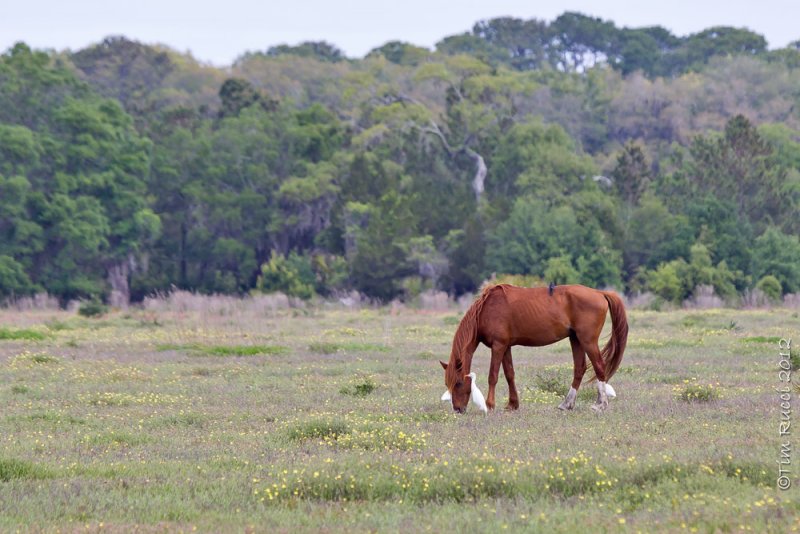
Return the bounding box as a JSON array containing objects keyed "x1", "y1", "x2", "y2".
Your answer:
[
  {"x1": 287, "y1": 418, "x2": 351, "y2": 441},
  {"x1": 0, "y1": 305, "x2": 797, "y2": 531},
  {"x1": 0, "y1": 327, "x2": 47, "y2": 341},
  {"x1": 147, "y1": 412, "x2": 207, "y2": 429},
  {"x1": 156, "y1": 343, "x2": 289, "y2": 356},
  {"x1": 255, "y1": 456, "x2": 771, "y2": 503},
  {"x1": 308, "y1": 341, "x2": 390, "y2": 354},
  {"x1": 10, "y1": 411, "x2": 85, "y2": 426},
  {"x1": 0, "y1": 458, "x2": 51, "y2": 481},
  {"x1": 85, "y1": 431, "x2": 150, "y2": 448},
  {"x1": 45, "y1": 319, "x2": 74, "y2": 331},
  {"x1": 742, "y1": 335, "x2": 783, "y2": 344},
  {"x1": 442, "y1": 315, "x2": 461, "y2": 326},
  {"x1": 532, "y1": 367, "x2": 596, "y2": 402},
  {"x1": 202, "y1": 345, "x2": 289, "y2": 356}
]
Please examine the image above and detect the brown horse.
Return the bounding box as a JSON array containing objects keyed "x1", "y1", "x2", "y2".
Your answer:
[{"x1": 440, "y1": 283, "x2": 628, "y2": 413}]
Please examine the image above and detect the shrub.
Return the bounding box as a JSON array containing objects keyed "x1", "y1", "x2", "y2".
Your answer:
[
  {"x1": 544, "y1": 254, "x2": 580, "y2": 285},
  {"x1": 29, "y1": 353, "x2": 58, "y2": 364},
  {"x1": 340, "y1": 377, "x2": 377, "y2": 397},
  {"x1": 752, "y1": 227, "x2": 800, "y2": 294},
  {"x1": 311, "y1": 254, "x2": 348, "y2": 294},
  {"x1": 646, "y1": 259, "x2": 688, "y2": 303},
  {"x1": 756, "y1": 275, "x2": 782, "y2": 302},
  {"x1": 675, "y1": 382, "x2": 720, "y2": 402},
  {"x1": 309, "y1": 341, "x2": 339, "y2": 354},
  {"x1": 683, "y1": 285, "x2": 724, "y2": 309},
  {"x1": 256, "y1": 251, "x2": 316, "y2": 300},
  {"x1": 78, "y1": 299, "x2": 108, "y2": 318}
]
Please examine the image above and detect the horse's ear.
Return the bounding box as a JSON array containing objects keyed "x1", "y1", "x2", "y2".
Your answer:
[{"x1": 439, "y1": 360, "x2": 448, "y2": 371}]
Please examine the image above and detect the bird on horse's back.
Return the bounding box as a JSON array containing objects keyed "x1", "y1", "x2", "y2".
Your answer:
[{"x1": 441, "y1": 283, "x2": 628, "y2": 414}]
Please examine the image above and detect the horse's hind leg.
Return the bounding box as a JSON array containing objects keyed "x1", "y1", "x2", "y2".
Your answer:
[
  {"x1": 580, "y1": 337, "x2": 609, "y2": 413},
  {"x1": 501, "y1": 348, "x2": 519, "y2": 410},
  {"x1": 559, "y1": 332, "x2": 585, "y2": 411}
]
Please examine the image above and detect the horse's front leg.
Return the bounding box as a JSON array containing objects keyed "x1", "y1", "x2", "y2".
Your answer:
[
  {"x1": 501, "y1": 348, "x2": 519, "y2": 410},
  {"x1": 486, "y1": 343, "x2": 506, "y2": 411}
]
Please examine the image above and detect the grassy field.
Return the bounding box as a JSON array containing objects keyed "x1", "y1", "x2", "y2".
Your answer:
[{"x1": 0, "y1": 298, "x2": 798, "y2": 532}]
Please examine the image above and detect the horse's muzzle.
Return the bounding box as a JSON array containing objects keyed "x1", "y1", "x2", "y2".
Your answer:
[{"x1": 454, "y1": 407, "x2": 466, "y2": 414}]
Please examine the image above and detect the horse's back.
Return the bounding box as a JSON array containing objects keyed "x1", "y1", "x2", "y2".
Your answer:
[
  {"x1": 479, "y1": 284, "x2": 609, "y2": 347},
  {"x1": 479, "y1": 285, "x2": 569, "y2": 346}
]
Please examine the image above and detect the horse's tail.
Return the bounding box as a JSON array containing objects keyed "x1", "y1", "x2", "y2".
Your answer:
[{"x1": 599, "y1": 291, "x2": 628, "y2": 381}]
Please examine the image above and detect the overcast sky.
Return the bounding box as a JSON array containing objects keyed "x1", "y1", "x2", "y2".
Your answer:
[{"x1": 2, "y1": 0, "x2": 798, "y2": 66}]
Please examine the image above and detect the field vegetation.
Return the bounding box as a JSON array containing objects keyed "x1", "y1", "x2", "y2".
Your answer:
[{"x1": 0, "y1": 297, "x2": 797, "y2": 531}]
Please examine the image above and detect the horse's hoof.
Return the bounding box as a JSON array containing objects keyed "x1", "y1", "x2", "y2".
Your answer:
[
  {"x1": 558, "y1": 401, "x2": 574, "y2": 411},
  {"x1": 505, "y1": 401, "x2": 519, "y2": 411},
  {"x1": 591, "y1": 402, "x2": 608, "y2": 414}
]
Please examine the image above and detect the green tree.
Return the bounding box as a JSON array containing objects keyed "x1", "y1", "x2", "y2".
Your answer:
[
  {"x1": 439, "y1": 215, "x2": 486, "y2": 295},
  {"x1": 69, "y1": 36, "x2": 175, "y2": 116},
  {"x1": 686, "y1": 115, "x2": 783, "y2": 230},
  {"x1": 345, "y1": 193, "x2": 416, "y2": 301},
  {"x1": 0, "y1": 44, "x2": 156, "y2": 302},
  {"x1": 487, "y1": 195, "x2": 621, "y2": 288},
  {"x1": 621, "y1": 198, "x2": 694, "y2": 282},
  {"x1": 549, "y1": 12, "x2": 620, "y2": 72},
  {"x1": 367, "y1": 42, "x2": 431, "y2": 66},
  {"x1": 267, "y1": 41, "x2": 345, "y2": 62},
  {"x1": 0, "y1": 255, "x2": 34, "y2": 298},
  {"x1": 614, "y1": 26, "x2": 680, "y2": 76},
  {"x1": 470, "y1": 17, "x2": 550, "y2": 70},
  {"x1": 218, "y1": 78, "x2": 277, "y2": 118},
  {"x1": 612, "y1": 141, "x2": 650, "y2": 209},
  {"x1": 490, "y1": 119, "x2": 596, "y2": 202},
  {"x1": 544, "y1": 254, "x2": 580, "y2": 285},
  {"x1": 751, "y1": 228, "x2": 800, "y2": 294},
  {"x1": 681, "y1": 27, "x2": 767, "y2": 68}
]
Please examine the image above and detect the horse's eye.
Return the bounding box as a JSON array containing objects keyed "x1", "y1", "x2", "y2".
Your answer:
[{"x1": 456, "y1": 382, "x2": 462, "y2": 388}]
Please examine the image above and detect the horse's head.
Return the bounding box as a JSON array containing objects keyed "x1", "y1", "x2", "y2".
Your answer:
[{"x1": 439, "y1": 361, "x2": 473, "y2": 414}]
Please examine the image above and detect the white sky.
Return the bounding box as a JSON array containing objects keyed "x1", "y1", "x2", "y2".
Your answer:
[{"x1": 2, "y1": 0, "x2": 798, "y2": 66}]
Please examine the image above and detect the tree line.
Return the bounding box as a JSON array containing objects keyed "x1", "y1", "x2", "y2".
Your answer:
[{"x1": 1, "y1": 12, "x2": 799, "y2": 306}]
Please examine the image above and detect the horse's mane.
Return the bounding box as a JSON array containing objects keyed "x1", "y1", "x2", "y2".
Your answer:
[{"x1": 445, "y1": 284, "x2": 505, "y2": 388}]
